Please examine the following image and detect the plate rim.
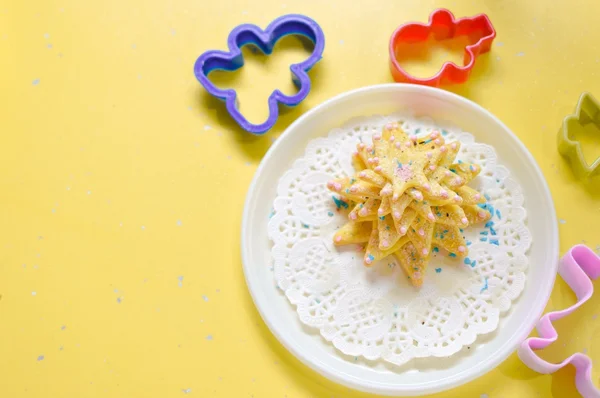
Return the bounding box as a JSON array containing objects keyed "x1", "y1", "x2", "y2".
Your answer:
[{"x1": 241, "y1": 83, "x2": 559, "y2": 396}]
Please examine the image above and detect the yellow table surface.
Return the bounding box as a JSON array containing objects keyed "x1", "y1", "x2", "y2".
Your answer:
[{"x1": 2, "y1": 0, "x2": 600, "y2": 397}]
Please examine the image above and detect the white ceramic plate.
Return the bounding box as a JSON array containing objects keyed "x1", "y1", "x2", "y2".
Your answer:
[{"x1": 241, "y1": 84, "x2": 558, "y2": 396}]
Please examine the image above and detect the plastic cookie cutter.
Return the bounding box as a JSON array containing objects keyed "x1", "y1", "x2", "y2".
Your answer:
[
  {"x1": 518, "y1": 245, "x2": 600, "y2": 398},
  {"x1": 557, "y1": 92, "x2": 600, "y2": 179},
  {"x1": 193, "y1": 14, "x2": 325, "y2": 135},
  {"x1": 388, "y1": 8, "x2": 496, "y2": 87}
]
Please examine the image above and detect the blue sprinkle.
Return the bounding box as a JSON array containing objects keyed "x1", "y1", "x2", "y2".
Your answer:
[
  {"x1": 458, "y1": 160, "x2": 463, "y2": 164},
  {"x1": 302, "y1": 224, "x2": 309, "y2": 228},
  {"x1": 480, "y1": 237, "x2": 488, "y2": 242},
  {"x1": 345, "y1": 189, "x2": 349, "y2": 193},
  {"x1": 206, "y1": 335, "x2": 213, "y2": 341},
  {"x1": 480, "y1": 231, "x2": 489, "y2": 236},
  {"x1": 477, "y1": 203, "x2": 487, "y2": 209},
  {"x1": 496, "y1": 178, "x2": 500, "y2": 183},
  {"x1": 490, "y1": 239, "x2": 499, "y2": 246},
  {"x1": 484, "y1": 194, "x2": 491, "y2": 201},
  {"x1": 480, "y1": 278, "x2": 489, "y2": 293},
  {"x1": 466, "y1": 240, "x2": 472, "y2": 246},
  {"x1": 464, "y1": 257, "x2": 471, "y2": 265},
  {"x1": 449, "y1": 253, "x2": 457, "y2": 258},
  {"x1": 433, "y1": 247, "x2": 439, "y2": 253},
  {"x1": 449, "y1": 168, "x2": 457, "y2": 173},
  {"x1": 327, "y1": 211, "x2": 334, "y2": 217},
  {"x1": 559, "y1": 219, "x2": 566, "y2": 224},
  {"x1": 485, "y1": 221, "x2": 494, "y2": 228},
  {"x1": 471, "y1": 260, "x2": 477, "y2": 268},
  {"x1": 435, "y1": 268, "x2": 442, "y2": 273},
  {"x1": 315, "y1": 298, "x2": 321, "y2": 304},
  {"x1": 490, "y1": 227, "x2": 497, "y2": 236},
  {"x1": 37, "y1": 355, "x2": 44, "y2": 361},
  {"x1": 32, "y1": 79, "x2": 40, "y2": 85},
  {"x1": 495, "y1": 209, "x2": 501, "y2": 219},
  {"x1": 422, "y1": 139, "x2": 432, "y2": 144},
  {"x1": 268, "y1": 209, "x2": 275, "y2": 219},
  {"x1": 367, "y1": 254, "x2": 374, "y2": 262},
  {"x1": 488, "y1": 205, "x2": 495, "y2": 217},
  {"x1": 385, "y1": 225, "x2": 390, "y2": 230},
  {"x1": 442, "y1": 130, "x2": 449, "y2": 136},
  {"x1": 379, "y1": 216, "x2": 385, "y2": 220},
  {"x1": 332, "y1": 196, "x2": 349, "y2": 210}
]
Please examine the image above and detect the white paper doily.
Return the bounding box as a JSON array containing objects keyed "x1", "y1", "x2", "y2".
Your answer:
[{"x1": 267, "y1": 112, "x2": 531, "y2": 366}]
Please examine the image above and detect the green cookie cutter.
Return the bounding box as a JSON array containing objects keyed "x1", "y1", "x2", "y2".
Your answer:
[{"x1": 558, "y1": 92, "x2": 600, "y2": 179}]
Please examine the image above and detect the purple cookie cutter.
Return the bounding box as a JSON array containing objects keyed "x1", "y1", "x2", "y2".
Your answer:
[
  {"x1": 518, "y1": 245, "x2": 600, "y2": 398},
  {"x1": 193, "y1": 14, "x2": 325, "y2": 135}
]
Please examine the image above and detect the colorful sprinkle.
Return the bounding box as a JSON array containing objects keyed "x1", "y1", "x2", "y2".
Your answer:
[
  {"x1": 480, "y1": 278, "x2": 489, "y2": 293},
  {"x1": 332, "y1": 196, "x2": 349, "y2": 209}
]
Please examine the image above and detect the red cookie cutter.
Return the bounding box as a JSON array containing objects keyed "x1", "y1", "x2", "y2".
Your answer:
[{"x1": 389, "y1": 8, "x2": 496, "y2": 87}]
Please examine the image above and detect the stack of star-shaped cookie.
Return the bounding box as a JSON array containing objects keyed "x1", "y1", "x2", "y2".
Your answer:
[{"x1": 327, "y1": 123, "x2": 491, "y2": 287}]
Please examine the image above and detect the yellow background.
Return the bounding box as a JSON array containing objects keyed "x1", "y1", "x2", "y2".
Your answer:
[{"x1": 1, "y1": 0, "x2": 600, "y2": 397}]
